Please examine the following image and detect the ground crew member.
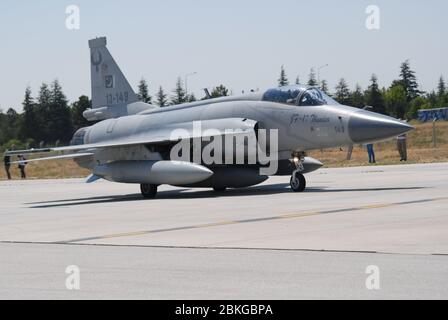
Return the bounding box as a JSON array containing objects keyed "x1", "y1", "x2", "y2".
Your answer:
[
  {"x1": 397, "y1": 133, "x2": 407, "y2": 161},
  {"x1": 18, "y1": 155, "x2": 27, "y2": 179},
  {"x1": 366, "y1": 144, "x2": 376, "y2": 164},
  {"x1": 3, "y1": 153, "x2": 11, "y2": 180}
]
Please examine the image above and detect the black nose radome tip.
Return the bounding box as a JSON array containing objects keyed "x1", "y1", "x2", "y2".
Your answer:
[{"x1": 348, "y1": 112, "x2": 414, "y2": 144}]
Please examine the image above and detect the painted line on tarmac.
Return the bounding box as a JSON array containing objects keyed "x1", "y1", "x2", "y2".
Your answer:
[
  {"x1": 3, "y1": 240, "x2": 448, "y2": 256},
  {"x1": 61, "y1": 196, "x2": 448, "y2": 244}
]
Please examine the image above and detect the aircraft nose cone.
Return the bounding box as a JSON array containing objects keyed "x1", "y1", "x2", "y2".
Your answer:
[{"x1": 348, "y1": 111, "x2": 414, "y2": 144}]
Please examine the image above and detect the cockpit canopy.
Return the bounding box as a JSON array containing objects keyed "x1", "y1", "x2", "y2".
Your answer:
[{"x1": 262, "y1": 85, "x2": 339, "y2": 106}]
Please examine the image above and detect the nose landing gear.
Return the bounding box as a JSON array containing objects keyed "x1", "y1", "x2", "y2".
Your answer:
[
  {"x1": 290, "y1": 152, "x2": 307, "y2": 192},
  {"x1": 290, "y1": 171, "x2": 306, "y2": 192}
]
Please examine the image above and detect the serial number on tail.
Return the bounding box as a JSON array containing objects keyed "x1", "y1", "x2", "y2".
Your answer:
[{"x1": 106, "y1": 91, "x2": 129, "y2": 105}]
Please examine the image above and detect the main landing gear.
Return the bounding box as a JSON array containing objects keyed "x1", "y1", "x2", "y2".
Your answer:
[
  {"x1": 290, "y1": 152, "x2": 307, "y2": 192},
  {"x1": 140, "y1": 184, "x2": 158, "y2": 199},
  {"x1": 290, "y1": 171, "x2": 306, "y2": 192}
]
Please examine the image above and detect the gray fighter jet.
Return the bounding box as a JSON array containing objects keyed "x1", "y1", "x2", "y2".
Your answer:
[{"x1": 6, "y1": 37, "x2": 413, "y2": 198}]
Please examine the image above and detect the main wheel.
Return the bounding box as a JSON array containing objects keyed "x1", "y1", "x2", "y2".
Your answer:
[
  {"x1": 290, "y1": 172, "x2": 306, "y2": 192},
  {"x1": 213, "y1": 187, "x2": 227, "y2": 192},
  {"x1": 140, "y1": 184, "x2": 158, "y2": 199}
]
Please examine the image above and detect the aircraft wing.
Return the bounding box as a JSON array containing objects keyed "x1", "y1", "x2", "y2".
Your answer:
[
  {"x1": 5, "y1": 118, "x2": 258, "y2": 158},
  {"x1": 8, "y1": 152, "x2": 95, "y2": 164}
]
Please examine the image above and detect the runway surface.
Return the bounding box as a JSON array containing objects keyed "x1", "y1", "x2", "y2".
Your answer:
[{"x1": 1, "y1": 163, "x2": 447, "y2": 299}]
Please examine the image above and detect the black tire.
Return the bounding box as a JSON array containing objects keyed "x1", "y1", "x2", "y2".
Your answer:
[
  {"x1": 140, "y1": 184, "x2": 158, "y2": 199},
  {"x1": 290, "y1": 172, "x2": 306, "y2": 192},
  {"x1": 213, "y1": 187, "x2": 227, "y2": 192}
]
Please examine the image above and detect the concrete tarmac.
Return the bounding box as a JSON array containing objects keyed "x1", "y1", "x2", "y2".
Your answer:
[{"x1": 1, "y1": 163, "x2": 447, "y2": 299}]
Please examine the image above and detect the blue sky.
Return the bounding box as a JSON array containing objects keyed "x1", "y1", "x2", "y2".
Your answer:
[{"x1": 0, "y1": 0, "x2": 447, "y2": 111}]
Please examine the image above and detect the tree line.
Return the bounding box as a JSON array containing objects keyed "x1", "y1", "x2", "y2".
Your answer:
[
  {"x1": 0, "y1": 78, "x2": 230, "y2": 150},
  {"x1": 1, "y1": 60, "x2": 447, "y2": 150},
  {"x1": 278, "y1": 60, "x2": 447, "y2": 119}
]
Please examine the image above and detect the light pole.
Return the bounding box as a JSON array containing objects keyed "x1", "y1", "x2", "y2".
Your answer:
[
  {"x1": 184, "y1": 72, "x2": 197, "y2": 96},
  {"x1": 433, "y1": 118, "x2": 437, "y2": 148},
  {"x1": 317, "y1": 64, "x2": 329, "y2": 85}
]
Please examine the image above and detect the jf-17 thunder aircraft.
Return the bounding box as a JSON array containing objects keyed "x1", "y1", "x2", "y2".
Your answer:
[{"x1": 6, "y1": 37, "x2": 413, "y2": 198}]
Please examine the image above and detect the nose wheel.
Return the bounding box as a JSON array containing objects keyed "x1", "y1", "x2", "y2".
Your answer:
[
  {"x1": 140, "y1": 184, "x2": 158, "y2": 199},
  {"x1": 290, "y1": 171, "x2": 306, "y2": 192},
  {"x1": 290, "y1": 152, "x2": 307, "y2": 193}
]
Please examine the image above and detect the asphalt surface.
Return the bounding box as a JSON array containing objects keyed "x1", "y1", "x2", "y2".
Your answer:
[{"x1": 1, "y1": 163, "x2": 447, "y2": 299}]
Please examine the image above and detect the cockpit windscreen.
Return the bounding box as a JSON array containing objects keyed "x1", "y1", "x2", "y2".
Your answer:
[
  {"x1": 262, "y1": 86, "x2": 301, "y2": 105},
  {"x1": 298, "y1": 88, "x2": 339, "y2": 106},
  {"x1": 262, "y1": 85, "x2": 339, "y2": 107}
]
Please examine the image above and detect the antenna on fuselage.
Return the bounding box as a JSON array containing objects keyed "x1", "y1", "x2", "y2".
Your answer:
[{"x1": 203, "y1": 88, "x2": 211, "y2": 99}]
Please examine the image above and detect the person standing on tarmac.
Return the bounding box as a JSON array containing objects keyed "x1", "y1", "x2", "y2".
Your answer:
[
  {"x1": 3, "y1": 152, "x2": 11, "y2": 180},
  {"x1": 366, "y1": 143, "x2": 376, "y2": 164},
  {"x1": 397, "y1": 133, "x2": 408, "y2": 161},
  {"x1": 17, "y1": 155, "x2": 27, "y2": 179}
]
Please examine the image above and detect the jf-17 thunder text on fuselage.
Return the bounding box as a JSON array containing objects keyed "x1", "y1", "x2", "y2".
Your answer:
[{"x1": 6, "y1": 37, "x2": 413, "y2": 198}]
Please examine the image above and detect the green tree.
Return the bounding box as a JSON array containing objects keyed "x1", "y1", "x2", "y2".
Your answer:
[
  {"x1": 307, "y1": 68, "x2": 317, "y2": 86},
  {"x1": 0, "y1": 109, "x2": 21, "y2": 145},
  {"x1": 71, "y1": 95, "x2": 92, "y2": 131},
  {"x1": 350, "y1": 84, "x2": 365, "y2": 108},
  {"x1": 187, "y1": 93, "x2": 197, "y2": 102},
  {"x1": 399, "y1": 59, "x2": 421, "y2": 101},
  {"x1": 406, "y1": 96, "x2": 431, "y2": 119},
  {"x1": 436, "y1": 76, "x2": 447, "y2": 107},
  {"x1": 35, "y1": 82, "x2": 52, "y2": 144},
  {"x1": 210, "y1": 84, "x2": 229, "y2": 98},
  {"x1": 2, "y1": 138, "x2": 27, "y2": 151},
  {"x1": 385, "y1": 84, "x2": 408, "y2": 119},
  {"x1": 334, "y1": 78, "x2": 351, "y2": 105},
  {"x1": 39, "y1": 80, "x2": 73, "y2": 144},
  {"x1": 51, "y1": 79, "x2": 73, "y2": 143},
  {"x1": 364, "y1": 74, "x2": 386, "y2": 114},
  {"x1": 0, "y1": 110, "x2": 6, "y2": 145},
  {"x1": 20, "y1": 86, "x2": 39, "y2": 144},
  {"x1": 171, "y1": 77, "x2": 187, "y2": 105},
  {"x1": 278, "y1": 65, "x2": 289, "y2": 87},
  {"x1": 426, "y1": 90, "x2": 438, "y2": 108},
  {"x1": 156, "y1": 86, "x2": 168, "y2": 107},
  {"x1": 320, "y1": 80, "x2": 329, "y2": 94},
  {"x1": 37, "y1": 82, "x2": 51, "y2": 108},
  {"x1": 137, "y1": 78, "x2": 152, "y2": 104},
  {"x1": 437, "y1": 76, "x2": 446, "y2": 97}
]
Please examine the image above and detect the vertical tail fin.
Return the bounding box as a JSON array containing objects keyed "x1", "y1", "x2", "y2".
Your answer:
[{"x1": 89, "y1": 37, "x2": 138, "y2": 109}]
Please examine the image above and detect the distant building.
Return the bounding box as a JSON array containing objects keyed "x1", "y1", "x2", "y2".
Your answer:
[{"x1": 418, "y1": 108, "x2": 448, "y2": 122}]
